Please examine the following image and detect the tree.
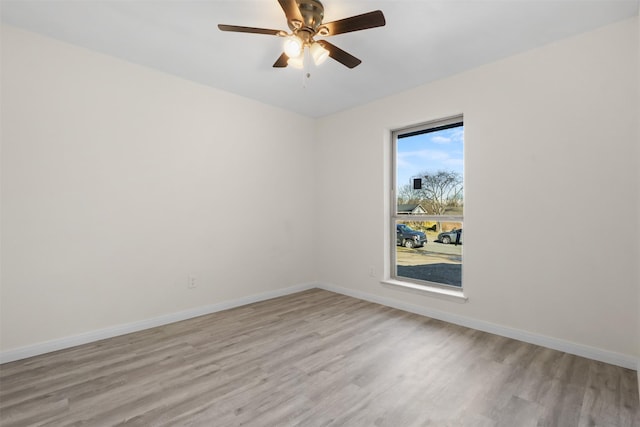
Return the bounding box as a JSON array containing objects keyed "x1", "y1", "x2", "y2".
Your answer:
[
  {"x1": 397, "y1": 183, "x2": 422, "y2": 205},
  {"x1": 415, "y1": 170, "x2": 463, "y2": 215}
]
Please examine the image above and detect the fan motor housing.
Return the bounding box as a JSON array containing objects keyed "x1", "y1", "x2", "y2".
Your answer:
[{"x1": 290, "y1": 0, "x2": 324, "y2": 32}]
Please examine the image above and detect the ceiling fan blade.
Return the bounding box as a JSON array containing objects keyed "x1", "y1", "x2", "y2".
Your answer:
[
  {"x1": 218, "y1": 24, "x2": 282, "y2": 36},
  {"x1": 273, "y1": 53, "x2": 289, "y2": 68},
  {"x1": 322, "y1": 10, "x2": 386, "y2": 36},
  {"x1": 317, "y1": 41, "x2": 361, "y2": 69},
  {"x1": 277, "y1": 0, "x2": 304, "y2": 25}
]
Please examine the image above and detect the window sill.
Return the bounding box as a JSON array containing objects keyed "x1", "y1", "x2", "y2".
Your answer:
[{"x1": 381, "y1": 279, "x2": 468, "y2": 302}]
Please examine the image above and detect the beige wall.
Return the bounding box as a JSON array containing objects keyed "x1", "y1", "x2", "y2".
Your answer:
[
  {"x1": 637, "y1": 11, "x2": 640, "y2": 392},
  {"x1": 314, "y1": 17, "x2": 639, "y2": 360},
  {"x1": 0, "y1": 26, "x2": 316, "y2": 352}
]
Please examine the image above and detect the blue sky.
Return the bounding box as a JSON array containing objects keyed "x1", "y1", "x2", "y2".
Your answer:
[{"x1": 396, "y1": 126, "x2": 464, "y2": 188}]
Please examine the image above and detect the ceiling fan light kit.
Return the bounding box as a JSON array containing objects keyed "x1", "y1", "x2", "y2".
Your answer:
[{"x1": 218, "y1": 0, "x2": 385, "y2": 70}]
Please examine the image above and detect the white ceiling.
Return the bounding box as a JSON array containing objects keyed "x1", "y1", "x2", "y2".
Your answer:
[{"x1": 2, "y1": 0, "x2": 638, "y2": 118}]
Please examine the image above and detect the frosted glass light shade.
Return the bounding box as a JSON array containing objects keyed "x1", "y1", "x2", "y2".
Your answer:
[
  {"x1": 284, "y1": 36, "x2": 303, "y2": 58},
  {"x1": 310, "y1": 42, "x2": 329, "y2": 65},
  {"x1": 287, "y1": 54, "x2": 304, "y2": 69}
]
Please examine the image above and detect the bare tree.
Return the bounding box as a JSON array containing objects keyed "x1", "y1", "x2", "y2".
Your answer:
[
  {"x1": 415, "y1": 170, "x2": 463, "y2": 215},
  {"x1": 397, "y1": 183, "x2": 422, "y2": 205}
]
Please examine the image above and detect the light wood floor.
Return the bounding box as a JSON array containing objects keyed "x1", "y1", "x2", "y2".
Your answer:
[{"x1": 1, "y1": 289, "x2": 638, "y2": 426}]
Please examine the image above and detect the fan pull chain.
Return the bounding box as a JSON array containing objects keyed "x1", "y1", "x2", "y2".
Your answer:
[
  {"x1": 302, "y1": 47, "x2": 311, "y2": 89},
  {"x1": 302, "y1": 47, "x2": 310, "y2": 88}
]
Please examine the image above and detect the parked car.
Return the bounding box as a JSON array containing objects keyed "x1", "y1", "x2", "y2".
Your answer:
[
  {"x1": 396, "y1": 224, "x2": 427, "y2": 248},
  {"x1": 438, "y1": 228, "x2": 462, "y2": 245}
]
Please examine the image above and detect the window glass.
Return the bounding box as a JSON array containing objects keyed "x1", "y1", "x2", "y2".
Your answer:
[{"x1": 392, "y1": 118, "x2": 463, "y2": 288}]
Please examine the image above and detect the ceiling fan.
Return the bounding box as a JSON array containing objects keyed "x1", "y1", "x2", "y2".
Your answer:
[{"x1": 218, "y1": 0, "x2": 385, "y2": 69}]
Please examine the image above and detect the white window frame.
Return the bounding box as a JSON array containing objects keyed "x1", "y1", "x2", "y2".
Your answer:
[{"x1": 385, "y1": 115, "x2": 467, "y2": 301}]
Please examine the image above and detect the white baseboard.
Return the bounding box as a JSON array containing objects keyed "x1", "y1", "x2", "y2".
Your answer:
[
  {"x1": 316, "y1": 282, "x2": 639, "y2": 370},
  {"x1": 0, "y1": 282, "x2": 316, "y2": 364},
  {"x1": 3, "y1": 281, "x2": 638, "y2": 371}
]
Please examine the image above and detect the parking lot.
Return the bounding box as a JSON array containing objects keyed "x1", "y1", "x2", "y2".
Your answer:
[{"x1": 395, "y1": 235, "x2": 462, "y2": 287}]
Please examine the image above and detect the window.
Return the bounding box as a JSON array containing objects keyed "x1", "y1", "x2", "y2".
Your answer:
[{"x1": 391, "y1": 116, "x2": 464, "y2": 291}]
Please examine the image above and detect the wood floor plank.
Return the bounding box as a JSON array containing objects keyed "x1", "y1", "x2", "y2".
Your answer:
[{"x1": 1, "y1": 289, "x2": 638, "y2": 426}]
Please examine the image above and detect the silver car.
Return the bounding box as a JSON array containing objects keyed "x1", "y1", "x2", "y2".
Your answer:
[{"x1": 438, "y1": 228, "x2": 462, "y2": 245}]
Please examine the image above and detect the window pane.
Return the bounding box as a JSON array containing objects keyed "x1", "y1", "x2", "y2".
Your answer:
[
  {"x1": 396, "y1": 124, "x2": 463, "y2": 216},
  {"x1": 395, "y1": 220, "x2": 462, "y2": 288}
]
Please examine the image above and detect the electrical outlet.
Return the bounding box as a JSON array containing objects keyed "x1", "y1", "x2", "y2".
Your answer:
[
  {"x1": 187, "y1": 275, "x2": 197, "y2": 289},
  {"x1": 369, "y1": 266, "x2": 376, "y2": 278}
]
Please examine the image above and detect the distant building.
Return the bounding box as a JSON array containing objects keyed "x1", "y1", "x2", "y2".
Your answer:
[{"x1": 397, "y1": 204, "x2": 427, "y2": 215}]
